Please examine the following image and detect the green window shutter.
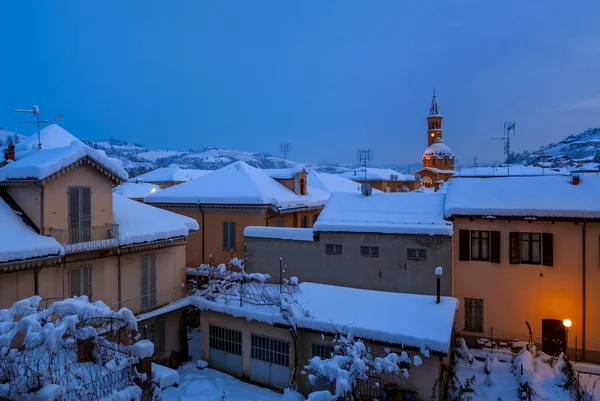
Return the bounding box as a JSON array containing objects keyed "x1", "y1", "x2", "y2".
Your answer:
[
  {"x1": 542, "y1": 233, "x2": 554, "y2": 266},
  {"x1": 458, "y1": 230, "x2": 470, "y2": 261},
  {"x1": 490, "y1": 231, "x2": 501, "y2": 263}
]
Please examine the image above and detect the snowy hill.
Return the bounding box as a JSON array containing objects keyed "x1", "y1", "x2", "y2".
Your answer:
[
  {"x1": 0, "y1": 129, "x2": 26, "y2": 147},
  {"x1": 510, "y1": 127, "x2": 600, "y2": 166}
]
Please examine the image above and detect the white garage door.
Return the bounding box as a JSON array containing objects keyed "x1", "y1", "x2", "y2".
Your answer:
[
  {"x1": 209, "y1": 325, "x2": 243, "y2": 377},
  {"x1": 250, "y1": 334, "x2": 291, "y2": 390}
]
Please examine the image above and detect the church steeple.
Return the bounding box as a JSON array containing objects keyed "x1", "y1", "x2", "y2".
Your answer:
[
  {"x1": 426, "y1": 90, "x2": 443, "y2": 146},
  {"x1": 429, "y1": 89, "x2": 439, "y2": 115}
]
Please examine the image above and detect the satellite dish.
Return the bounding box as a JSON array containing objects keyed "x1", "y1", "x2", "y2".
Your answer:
[
  {"x1": 415, "y1": 174, "x2": 422, "y2": 182},
  {"x1": 361, "y1": 182, "x2": 373, "y2": 196}
]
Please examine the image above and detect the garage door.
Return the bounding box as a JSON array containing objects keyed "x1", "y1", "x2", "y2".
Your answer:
[
  {"x1": 250, "y1": 334, "x2": 291, "y2": 390},
  {"x1": 209, "y1": 325, "x2": 243, "y2": 377}
]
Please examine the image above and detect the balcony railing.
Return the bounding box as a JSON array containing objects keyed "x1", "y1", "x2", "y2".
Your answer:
[{"x1": 49, "y1": 224, "x2": 119, "y2": 254}]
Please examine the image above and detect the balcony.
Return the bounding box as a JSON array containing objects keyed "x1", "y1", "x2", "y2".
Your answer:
[{"x1": 49, "y1": 224, "x2": 119, "y2": 254}]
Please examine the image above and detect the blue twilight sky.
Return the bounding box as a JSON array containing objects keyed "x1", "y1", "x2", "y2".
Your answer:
[{"x1": 0, "y1": 1, "x2": 599, "y2": 165}]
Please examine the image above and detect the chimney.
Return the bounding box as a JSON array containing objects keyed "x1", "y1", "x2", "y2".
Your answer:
[
  {"x1": 572, "y1": 175, "x2": 580, "y2": 185},
  {"x1": 4, "y1": 142, "x2": 15, "y2": 161}
]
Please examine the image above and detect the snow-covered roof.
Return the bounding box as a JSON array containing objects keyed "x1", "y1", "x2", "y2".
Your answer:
[
  {"x1": 145, "y1": 161, "x2": 328, "y2": 210},
  {"x1": 113, "y1": 182, "x2": 161, "y2": 199},
  {"x1": 128, "y1": 167, "x2": 212, "y2": 184},
  {"x1": 0, "y1": 141, "x2": 129, "y2": 182},
  {"x1": 113, "y1": 194, "x2": 198, "y2": 246},
  {"x1": 243, "y1": 227, "x2": 315, "y2": 241},
  {"x1": 445, "y1": 175, "x2": 600, "y2": 219},
  {"x1": 264, "y1": 166, "x2": 306, "y2": 179},
  {"x1": 416, "y1": 167, "x2": 456, "y2": 175},
  {"x1": 191, "y1": 282, "x2": 458, "y2": 353},
  {"x1": 0, "y1": 197, "x2": 63, "y2": 263},
  {"x1": 308, "y1": 172, "x2": 376, "y2": 194},
  {"x1": 454, "y1": 165, "x2": 570, "y2": 177},
  {"x1": 339, "y1": 168, "x2": 415, "y2": 182},
  {"x1": 423, "y1": 138, "x2": 454, "y2": 160},
  {"x1": 16, "y1": 124, "x2": 83, "y2": 151},
  {"x1": 313, "y1": 192, "x2": 453, "y2": 235},
  {"x1": 570, "y1": 163, "x2": 600, "y2": 173}
]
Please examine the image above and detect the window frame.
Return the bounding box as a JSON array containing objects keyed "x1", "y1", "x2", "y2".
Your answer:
[
  {"x1": 407, "y1": 248, "x2": 427, "y2": 261},
  {"x1": 470, "y1": 230, "x2": 490, "y2": 261},
  {"x1": 275, "y1": 219, "x2": 285, "y2": 228},
  {"x1": 311, "y1": 343, "x2": 334, "y2": 360},
  {"x1": 222, "y1": 221, "x2": 236, "y2": 250},
  {"x1": 464, "y1": 298, "x2": 484, "y2": 333},
  {"x1": 325, "y1": 244, "x2": 342, "y2": 255},
  {"x1": 140, "y1": 254, "x2": 157, "y2": 311},
  {"x1": 360, "y1": 246, "x2": 379, "y2": 257},
  {"x1": 69, "y1": 265, "x2": 92, "y2": 298},
  {"x1": 520, "y1": 232, "x2": 542, "y2": 265},
  {"x1": 300, "y1": 215, "x2": 310, "y2": 228}
]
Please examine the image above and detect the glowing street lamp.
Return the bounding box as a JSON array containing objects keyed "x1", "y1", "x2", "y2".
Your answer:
[{"x1": 563, "y1": 319, "x2": 572, "y2": 359}]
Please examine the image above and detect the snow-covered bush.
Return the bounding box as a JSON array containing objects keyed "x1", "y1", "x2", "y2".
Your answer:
[
  {"x1": 0, "y1": 296, "x2": 142, "y2": 400},
  {"x1": 304, "y1": 332, "x2": 426, "y2": 400}
]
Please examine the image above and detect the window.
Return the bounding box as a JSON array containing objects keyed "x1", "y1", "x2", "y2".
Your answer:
[
  {"x1": 444, "y1": 158, "x2": 448, "y2": 166},
  {"x1": 68, "y1": 187, "x2": 91, "y2": 243},
  {"x1": 311, "y1": 343, "x2": 334, "y2": 360},
  {"x1": 275, "y1": 219, "x2": 285, "y2": 227},
  {"x1": 300, "y1": 215, "x2": 310, "y2": 228},
  {"x1": 464, "y1": 298, "x2": 484, "y2": 332},
  {"x1": 407, "y1": 248, "x2": 427, "y2": 261},
  {"x1": 510, "y1": 232, "x2": 553, "y2": 266},
  {"x1": 157, "y1": 319, "x2": 166, "y2": 353},
  {"x1": 360, "y1": 246, "x2": 379, "y2": 257},
  {"x1": 313, "y1": 214, "x2": 320, "y2": 225},
  {"x1": 69, "y1": 266, "x2": 91, "y2": 298},
  {"x1": 432, "y1": 158, "x2": 436, "y2": 166},
  {"x1": 459, "y1": 230, "x2": 500, "y2": 263},
  {"x1": 251, "y1": 335, "x2": 290, "y2": 367},
  {"x1": 325, "y1": 244, "x2": 342, "y2": 255},
  {"x1": 209, "y1": 325, "x2": 242, "y2": 355},
  {"x1": 140, "y1": 255, "x2": 156, "y2": 311},
  {"x1": 471, "y1": 231, "x2": 490, "y2": 261},
  {"x1": 299, "y1": 178, "x2": 306, "y2": 195},
  {"x1": 144, "y1": 323, "x2": 155, "y2": 343},
  {"x1": 222, "y1": 221, "x2": 236, "y2": 250}
]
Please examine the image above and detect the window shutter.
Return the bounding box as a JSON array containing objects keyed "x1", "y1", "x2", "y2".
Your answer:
[
  {"x1": 459, "y1": 230, "x2": 470, "y2": 261},
  {"x1": 150, "y1": 256, "x2": 157, "y2": 307},
  {"x1": 81, "y1": 188, "x2": 92, "y2": 241},
  {"x1": 140, "y1": 256, "x2": 149, "y2": 309},
  {"x1": 158, "y1": 319, "x2": 166, "y2": 353},
  {"x1": 83, "y1": 266, "x2": 91, "y2": 298},
  {"x1": 542, "y1": 233, "x2": 554, "y2": 266},
  {"x1": 68, "y1": 188, "x2": 80, "y2": 242},
  {"x1": 490, "y1": 231, "x2": 501, "y2": 263},
  {"x1": 222, "y1": 222, "x2": 228, "y2": 249},
  {"x1": 230, "y1": 222, "x2": 236, "y2": 249},
  {"x1": 509, "y1": 232, "x2": 520, "y2": 264},
  {"x1": 70, "y1": 268, "x2": 81, "y2": 297}
]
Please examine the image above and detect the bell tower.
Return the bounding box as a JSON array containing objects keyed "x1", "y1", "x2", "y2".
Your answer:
[{"x1": 427, "y1": 90, "x2": 443, "y2": 147}]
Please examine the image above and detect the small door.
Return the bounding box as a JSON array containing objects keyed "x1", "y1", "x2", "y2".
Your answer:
[
  {"x1": 250, "y1": 334, "x2": 291, "y2": 390},
  {"x1": 209, "y1": 325, "x2": 243, "y2": 377},
  {"x1": 541, "y1": 319, "x2": 566, "y2": 356}
]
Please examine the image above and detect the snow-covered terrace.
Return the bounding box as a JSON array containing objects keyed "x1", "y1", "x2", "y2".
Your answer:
[
  {"x1": 243, "y1": 227, "x2": 315, "y2": 241},
  {"x1": 313, "y1": 191, "x2": 453, "y2": 236},
  {"x1": 145, "y1": 161, "x2": 328, "y2": 211},
  {"x1": 445, "y1": 175, "x2": 600, "y2": 219}
]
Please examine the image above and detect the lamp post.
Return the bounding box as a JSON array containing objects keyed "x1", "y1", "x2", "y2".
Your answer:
[
  {"x1": 563, "y1": 319, "x2": 572, "y2": 359},
  {"x1": 435, "y1": 266, "x2": 443, "y2": 304}
]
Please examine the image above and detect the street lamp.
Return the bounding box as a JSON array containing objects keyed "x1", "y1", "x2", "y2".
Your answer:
[{"x1": 563, "y1": 319, "x2": 572, "y2": 359}]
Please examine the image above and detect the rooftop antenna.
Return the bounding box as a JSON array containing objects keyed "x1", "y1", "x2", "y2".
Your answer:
[
  {"x1": 492, "y1": 121, "x2": 516, "y2": 176},
  {"x1": 473, "y1": 157, "x2": 478, "y2": 176},
  {"x1": 13, "y1": 105, "x2": 51, "y2": 150},
  {"x1": 280, "y1": 143, "x2": 290, "y2": 166},
  {"x1": 357, "y1": 149, "x2": 373, "y2": 196}
]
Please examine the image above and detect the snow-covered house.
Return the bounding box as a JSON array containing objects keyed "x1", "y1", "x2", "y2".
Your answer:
[
  {"x1": 339, "y1": 167, "x2": 417, "y2": 192},
  {"x1": 128, "y1": 166, "x2": 212, "y2": 188},
  {"x1": 0, "y1": 129, "x2": 198, "y2": 363},
  {"x1": 244, "y1": 191, "x2": 453, "y2": 295},
  {"x1": 190, "y1": 281, "x2": 458, "y2": 399},
  {"x1": 446, "y1": 175, "x2": 600, "y2": 363},
  {"x1": 145, "y1": 161, "x2": 329, "y2": 266}
]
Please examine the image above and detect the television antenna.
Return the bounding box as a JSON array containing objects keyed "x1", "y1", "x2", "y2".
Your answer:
[
  {"x1": 492, "y1": 121, "x2": 516, "y2": 176},
  {"x1": 357, "y1": 149, "x2": 371, "y2": 182},
  {"x1": 280, "y1": 143, "x2": 290, "y2": 166},
  {"x1": 13, "y1": 105, "x2": 51, "y2": 150}
]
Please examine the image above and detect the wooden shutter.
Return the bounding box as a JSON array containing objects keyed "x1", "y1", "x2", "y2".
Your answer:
[
  {"x1": 81, "y1": 188, "x2": 92, "y2": 241},
  {"x1": 140, "y1": 256, "x2": 149, "y2": 310},
  {"x1": 158, "y1": 319, "x2": 166, "y2": 353},
  {"x1": 70, "y1": 268, "x2": 81, "y2": 296},
  {"x1": 542, "y1": 233, "x2": 554, "y2": 266},
  {"x1": 230, "y1": 222, "x2": 236, "y2": 249},
  {"x1": 490, "y1": 231, "x2": 501, "y2": 263},
  {"x1": 222, "y1": 222, "x2": 229, "y2": 249},
  {"x1": 68, "y1": 188, "x2": 80, "y2": 243},
  {"x1": 82, "y1": 266, "x2": 91, "y2": 298},
  {"x1": 459, "y1": 230, "x2": 470, "y2": 261},
  {"x1": 149, "y1": 255, "x2": 156, "y2": 307},
  {"x1": 509, "y1": 232, "x2": 520, "y2": 264}
]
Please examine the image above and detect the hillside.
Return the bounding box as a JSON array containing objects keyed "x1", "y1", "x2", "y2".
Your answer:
[{"x1": 510, "y1": 127, "x2": 600, "y2": 166}]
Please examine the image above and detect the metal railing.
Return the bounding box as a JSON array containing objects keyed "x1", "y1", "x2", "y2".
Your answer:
[{"x1": 49, "y1": 224, "x2": 119, "y2": 254}]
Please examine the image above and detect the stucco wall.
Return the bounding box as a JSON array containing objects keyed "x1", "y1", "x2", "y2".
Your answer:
[
  {"x1": 0, "y1": 269, "x2": 35, "y2": 308},
  {"x1": 43, "y1": 164, "x2": 114, "y2": 233},
  {"x1": 7, "y1": 186, "x2": 42, "y2": 230},
  {"x1": 452, "y1": 218, "x2": 600, "y2": 362},
  {"x1": 245, "y1": 232, "x2": 452, "y2": 296},
  {"x1": 199, "y1": 311, "x2": 444, "y2": 399}
]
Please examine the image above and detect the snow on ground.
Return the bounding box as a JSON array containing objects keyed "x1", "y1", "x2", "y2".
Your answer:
[
  {"x1": 152, "y1": 363, "x2": 180, "y2": 389},
  {"x1": 0, "y1": 197, "x2": 63, "y2": 263},
  {"x1": 162, "y1": 363, "x2": 287, "y2": 401},
  {"x1": 313, "y1": 191, "x2": 453, "y2": 236},
  {"x1": 137, "y1": 150, "x2": 185, "y2": 161},
  {"x1": 113, "y1": 193, "x2": 198, "y2": 245},
  {"x1": 445, "y1": 175, "x2": 600, "y2": 218},
  {"x1": 243, "y1": 227, "x2": 315, "y2": 241}
]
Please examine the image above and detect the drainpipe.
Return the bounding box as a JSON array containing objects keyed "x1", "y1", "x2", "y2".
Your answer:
[
  {"x1": 117, "y1": 250, "x2": 122, "y2": 305},
  {"x1": 266, "y1": 207, "x2": 280, "y2": 226},
  {"x1": 582, "y1": 221, "x2": 587, "y2": 360},
  {"x1": 39, "y1": 184, "x2": 44, "y2": 235},
  {"x1": 199, "y1": 204, "x2": 205, "y2": 264}
]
